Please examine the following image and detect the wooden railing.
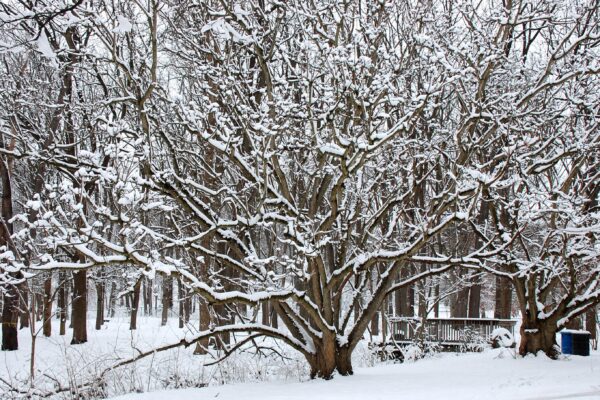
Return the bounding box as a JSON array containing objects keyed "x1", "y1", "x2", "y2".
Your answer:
[{"x1": 389, "y1": 317, "x2": 517, "y2": 345}]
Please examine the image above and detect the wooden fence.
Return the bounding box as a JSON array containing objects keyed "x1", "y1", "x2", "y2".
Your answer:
[{"x1": 389, "y1": 317, "x2": 517, "y2": 346}]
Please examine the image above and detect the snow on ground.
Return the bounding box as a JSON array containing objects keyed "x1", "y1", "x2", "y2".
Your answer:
[
  {"x1": 2, "y1": 315, "x2": 599, "y2": 399},
  {"x1": 113, "y1": 350, "x2": 600, "y2": 400}
]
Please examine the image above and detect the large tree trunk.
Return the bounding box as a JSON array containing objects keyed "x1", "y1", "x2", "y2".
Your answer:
[
  {"x1": 43, "y1": 276, "x2": 52, "y2": 337},
  {"x1": 494, "y1": 276, "x2": 512, "y2": 319},
  {"x1": 467, "y1": 283, "x2": 481, "y2": 318},
  {"x1": 307, "y1": 335, "x2": 354, "y2": 379},
  {"x1": 519, "y1": 313, "x2": 559, "y2": 359},
  {"x1": 130, "y1": 279, "x2": 141, "y2": 330},
  {"x1": 71, "y1": 270, "x2": 88, "y2": 344}
]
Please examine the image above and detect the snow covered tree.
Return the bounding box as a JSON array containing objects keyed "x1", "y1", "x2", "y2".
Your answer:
[{"x1": 1, "y1": 0, "x2": 598, "y2": 376}]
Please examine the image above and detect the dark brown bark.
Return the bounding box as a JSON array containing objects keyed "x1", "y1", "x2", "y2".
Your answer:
[
  {"x1": 193, "y1": 297, "x2": 210, "y2": 355},
  {"x1": 307, "y1": 336, "x2": 353, "y2": 379},
  {"x1": 494, "y1": 275, "x2": 513, "y2": 319},
  {"x1": 19, "y1": 285, "x2": 29, "y2": 329},
  {"x1": 71, "y1": 269, "x2": 88, "y2": 344},
  {"x1": 261, "y1": 301, "x2": 270, "y2": 326},
  {"x1": 467, "y1": 283, "x2": 481, "y2": 318},
  {"x1": 1, "y1": 133, "x2": 18, "y2": 350},
  {"x1": 57, "y1": 272, "x2": 67, "y2": 336},
  {"x1": 586, "y1": 307, "x2": 597, "y2": 350},
  {"x1": 161, "y1": 275, "x2": 172, "y2": 326},
  {"x1": 43, "y1": 276, "x2": 52, "y2": 337},
  {"x1": 95, "y1": 281, "x2": 104, "y2": 330},
  {"x1": 450, "y1": 286, "x2": 469, "y2": 318},
  {"x1": 1, "y1": 287, "x2": 19, "y2": 351},
  {"x1": 130, "y1": 279, "x2": 141, "y2": 330},
  {"x1": 518, "y1": 315, "x2": 559, "y2": 359}
]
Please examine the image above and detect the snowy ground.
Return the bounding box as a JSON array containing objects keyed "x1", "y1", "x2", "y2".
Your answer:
[
  {"x1": 113, "y1": 350, "x2": 600, "y2": 400},
  {"x1": 2, "y1": 315, "x2": 599, "y2": 399}
]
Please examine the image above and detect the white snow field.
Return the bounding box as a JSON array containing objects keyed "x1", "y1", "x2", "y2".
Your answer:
[
  {"x1": 113, "y1": 351, "x2": 600, "y2": 400},
  {"x1": 2, "y1": 316, "x2": 598, "y2": 399}
]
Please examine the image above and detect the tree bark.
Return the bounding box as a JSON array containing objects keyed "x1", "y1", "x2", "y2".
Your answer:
[
  {"x1": 307, "y1": 336, "x2": 354, "y2": 379},
  {"x1": 43, "y1": 276, "x2": 52, "y2": 336},
  {"x1": 19, "y1": 284, "x2": 29, "y2": 329},
  {"x1": 494, "y1": 275, "x2": 512, "y2": 319},
  {"x1": 107, "y1": 280, "x2": 116, "y2": 318},
  {"x1": 57, "y1": 272, "x2": 67, "y2": 336},
  {"x1": 71, "y1": 269, "x2": 88, "y2": 344},
  {"x1": 586, "y1": 307, "x2": 597, "y2": 350},
  {"x1": 95, "y1": 281, "x2": 104, "y2": 330},
  {"x1": 467, "y1": 283, "x2": 481, "y2": 318},
  {"x1": 130, "y1": 279, "x2": 141, "y2": 330},
  {"x1": 519, "y1": 313, "x2": 559, "y2": 359},
  {"x1": 193, "y1": 297, "x2": 210, "y2": 355},
  {"x1": 161, "y1": 275, "x2": 172, "y2": 326},
  {"x1": 1, "y1": 286, "x2": 19, "y2": 351}
]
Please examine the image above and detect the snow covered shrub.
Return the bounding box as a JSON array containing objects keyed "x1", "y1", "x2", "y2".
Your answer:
[{"x1": 458, "y1": 328, "x2": 488, "y2": 353}]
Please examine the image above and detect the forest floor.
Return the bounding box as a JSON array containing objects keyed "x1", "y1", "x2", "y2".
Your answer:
[{"x1": 1, "y1": 315, "x2": 599, "y2": 399}]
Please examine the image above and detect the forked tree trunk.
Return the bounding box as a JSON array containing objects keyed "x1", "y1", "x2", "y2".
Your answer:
[
  {"x1": 43, "y1": 276, "x2": 52, "y2": 336},
  {"x1": 71, "y1": 270, "x2": 88, "y2": 344},
  {"x1": 519, "y1": 315, "x2": 559, "y2": 359},
  {"x1": 307, "y1": 335, "x2": 354, "y2": 379}
]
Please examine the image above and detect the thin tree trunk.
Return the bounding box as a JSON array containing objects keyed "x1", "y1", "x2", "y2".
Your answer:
[
  {"x1": 178, "y1": 278, "x2": 184, "y2": 329},
  {"x1": 161, "y1": 275, "x2": 172, "y2": 326},
  {"x1": 95, "y1": 281, "x2": 104, "y2": 330},
  {"x1": 194, "y1": 297, "x2": 210, "y2": 355},
  {"x1": 57, "y1": 272, "x2": 67, "y2": 336},
  {"x1": 586, "y1": 307, "x2": 597, "y2": 350},
  {"x1": 19, "y1": 284, "x2": 29, "y2": 329},
  {"x1": 43, "y1": 276, "x2": 52, "y2": 336},
  {"x1": 108, "y1": 281, "x2": 116, "y2": 318},
  {"x1": 130, "y1": 279, "x2": 141, "y2": 330}
]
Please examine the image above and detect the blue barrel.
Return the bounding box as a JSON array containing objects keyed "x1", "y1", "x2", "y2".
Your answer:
[{"x1": 561, "y1": 331, "x2": 573, "y2": 354}]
